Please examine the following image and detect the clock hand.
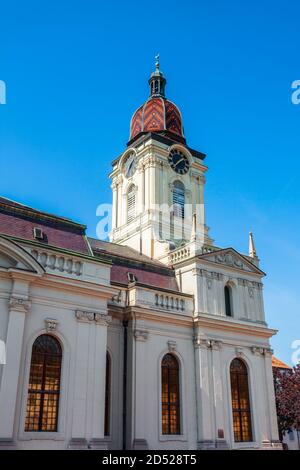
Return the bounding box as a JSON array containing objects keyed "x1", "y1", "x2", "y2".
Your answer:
[{"x1": 174, "y1": 158, "x2": 185, "y2": 167}]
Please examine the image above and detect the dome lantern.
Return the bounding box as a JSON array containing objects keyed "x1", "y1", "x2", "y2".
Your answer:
[{"x1": 148, "y1": 54, "x2": 166, "y2": 98}]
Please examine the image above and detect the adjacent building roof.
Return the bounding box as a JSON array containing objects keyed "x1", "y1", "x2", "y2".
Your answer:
[
  {"x1": 272, "y1": 356, "x2": 292, "y2": 370},
  {"x1": 0, "y1": 196, "x2": 90, "y2": 254}
]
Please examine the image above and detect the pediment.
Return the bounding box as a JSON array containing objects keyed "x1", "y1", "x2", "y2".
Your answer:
[
  {"x1": 198, "y1": 248, "x2": 265, "y2": 275},
  {"x1": 0, "y1": 235, "x2": 45, "y2": 274}
]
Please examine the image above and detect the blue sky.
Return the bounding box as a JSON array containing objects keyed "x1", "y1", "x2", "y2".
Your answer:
[{"x1": 0, "y1": 0, "x2": 299, "y2": 365}]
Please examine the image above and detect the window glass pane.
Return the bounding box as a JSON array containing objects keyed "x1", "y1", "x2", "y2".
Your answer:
[
  {"x1": 25, "y1": 335, "x2": 62, "y2": 432},
  {"x1": 161, "y1": 354, "x2": 180, "y2": 435},
  {"x1": 230, "y1": 359, "x2": 252, "y2": 442}
]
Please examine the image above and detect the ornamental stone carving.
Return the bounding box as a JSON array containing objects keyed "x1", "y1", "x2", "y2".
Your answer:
[
  {"x1": 193, "y1": 336, "x2": 221, "y2": 350},
  {"x1": 9, "y1": 296, "x2": 31, "y2": 313},
  {"x1": 235, "y1": 347, "x2": 244, "y2": 357},
  {"x1": 134, "y1": 330, "x2": 149, "y2": 342},
  {"x1": 215, "y1": 253, "x2": 245, "y2": 269},
  {"x1": 251, "y1": 346, "x2": 265, "y2": 356},
  {"x1": 95, "y1": 313, "x2": 112, "y2": 326},
  {"x1": 168, "y1": 340, "x2": 177, "y2": 352},
  {"x1": 45, "y1": 318, "x2": 58, "y2": 332},
  {"x1": 192, "y1": 268, "x2": 224, "y2": 281},
  {"x1": 75, "y1": 310, "x2": 111, "y2": 325},
  {"x1": 210, "y1": 340, "x2": 222, "y2": 350},
  {"x1": 251, "y1": 346, "x2": 273, "y2": 357},
  {"x1": 263, "y1": 347, "x2": 273, "y2": 357}
]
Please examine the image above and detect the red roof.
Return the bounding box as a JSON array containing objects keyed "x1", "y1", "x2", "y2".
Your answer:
[
  {"x1": 111, "y1": 264, "x2": 179, "y2": 291},
  {"x1": 272, "y1": 356, "x2": 292, "y2": 370},
  {"x1": 130, "y1": 97, "x2": 184, "y2": 141},
  {"x1": 0, "y1": 197, "x2": 89, "y2": 254}
]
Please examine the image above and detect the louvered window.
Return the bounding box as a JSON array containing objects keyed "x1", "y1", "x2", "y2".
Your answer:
[
  {"x1": 127, "y1": 185, "x2": 136, "y2": 222},
  {"x1": 173, "y1": 181, "x2": 185, "y2": 219}
]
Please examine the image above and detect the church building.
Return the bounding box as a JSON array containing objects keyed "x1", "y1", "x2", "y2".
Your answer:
[{"x1": 0, "y1": 60, "x2": 281, "y2": 450}]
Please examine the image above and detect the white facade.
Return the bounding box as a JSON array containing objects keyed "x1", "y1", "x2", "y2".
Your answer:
[{"x1": 0, "y1": 65, "x2": 282, "y2": 450}]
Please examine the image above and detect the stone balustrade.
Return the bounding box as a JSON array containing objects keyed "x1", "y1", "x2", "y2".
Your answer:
[{"x1": 30, "y1": 249, "x2": 83, "y2": 276}]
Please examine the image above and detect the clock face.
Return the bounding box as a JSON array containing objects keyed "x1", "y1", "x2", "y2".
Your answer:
[
  {"x1": 124, "y1": 153, "x2": 137, "y2": 178},
  {"x1": 168, "y1": 150, "x2": 190, "y2": 175}
]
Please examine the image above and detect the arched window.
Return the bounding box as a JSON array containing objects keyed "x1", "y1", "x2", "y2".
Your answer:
[
  {"x1": 104, "y1": 351, "x2": 111, "y2": 436},
  {"x1": 230, "y1": 358, "x2": 253, "y2": 442},
  {"x1": 224, "y1": 285, "x2": 233, "y2": 317},
  {"x1": 25, "y1": 334, "x2": 62, "y2": 432},
  {"x1": 127, "y1": 184, "x2": 136, "y2": 222},
  {"x1": 173, "y1": 181, "x2": 185, "y2": 219},
  {"x1": 161, "y1": 354, "x2": 180, "y2": 435}
]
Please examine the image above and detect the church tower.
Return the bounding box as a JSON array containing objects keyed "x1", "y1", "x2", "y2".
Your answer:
[{"x1": 110, "y1": 57, "x2": 213, "y2": 262}]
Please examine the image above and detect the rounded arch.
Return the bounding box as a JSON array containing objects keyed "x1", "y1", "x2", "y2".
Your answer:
[{"x1": 118, "y1": 147, "x2": 138, "y2": 171}]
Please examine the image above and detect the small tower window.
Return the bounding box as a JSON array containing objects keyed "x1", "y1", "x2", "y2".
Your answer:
[
  {"x1": 225, "y1": 285, "x2": 233, "y2": 317},
  {"x1": 127, "y1": 184, "x2": 137, "y2": 222},
  {"x1": 173, "y1": 181, "x2": 185, "y2": 219}
]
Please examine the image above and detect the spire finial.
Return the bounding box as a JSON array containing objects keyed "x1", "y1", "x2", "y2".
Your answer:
[
  {"x1": 249, "y1": 231, "x2": 257, "y2": 258},
  {"x1": 155, "y1": 53, "x2": 160, "y2": 70}
]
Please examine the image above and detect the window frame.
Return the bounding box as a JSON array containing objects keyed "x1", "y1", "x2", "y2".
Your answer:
[
  {"x1": 161, "y1": 353, "x2": 181, "y2": 436},
  {"x1": 229, "y1": 358, "x2": 253, "y2": 443},
  {"x1": 224, "y1": 284, "x2": 233, "y2": 317},
  {"x1": 127, "y1": 184, "x2": 137, "y2": 223},
  {"x1": 19, "y1": 331, "x2": 67, "y2": 441},
  {"x1": 24, "y1": 334, "x2": 62, "y2": 433},
  {"x1": 172, "y1": 180, "x2": 185, "y2": 219}
]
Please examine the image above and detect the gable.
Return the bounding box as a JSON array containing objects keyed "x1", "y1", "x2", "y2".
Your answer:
[
  {"x1": 198, "y1": 248, "x2": 265, "y2": 276},
  {"x1": 0, "y1": 235, "x2": 45, "y2": 274}
]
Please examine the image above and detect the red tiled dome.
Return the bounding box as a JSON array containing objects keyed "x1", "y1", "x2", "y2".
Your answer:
[
  {"x1": 129, "y1": 59, "x2": 185, "y2": 143},
  {"x1": 130, "y1": 97, "x2": 184, "y2": 141}
]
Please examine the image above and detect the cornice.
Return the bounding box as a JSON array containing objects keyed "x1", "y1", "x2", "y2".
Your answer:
[
  {"x1": 194, "y1": 314, "x2": 277, "y2": 339},
  {"x1": 34, "y1": 274, "x2": 119, "y2": 299}
]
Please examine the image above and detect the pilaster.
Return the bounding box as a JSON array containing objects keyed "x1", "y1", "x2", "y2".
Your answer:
[{"x1": 0, "y1": 280, "x2": 31, "y2": 441}]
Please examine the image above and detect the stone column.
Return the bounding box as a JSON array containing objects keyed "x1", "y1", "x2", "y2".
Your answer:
[
  {"x1": 194, "y1": 335, "x2": 215, "y2": 449},
  {"x1": 69, "y1": 310, "x2": 111, "y2": 450},
  {"x1": 132, "y1": 329, "x2": 149, "y2": 450},
  {"x1": 0, "y1": 279, "x2": 31, "y2": 445},
  {"x1": 90, "y1": 313, "x2": 111, "y2": 449}
]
